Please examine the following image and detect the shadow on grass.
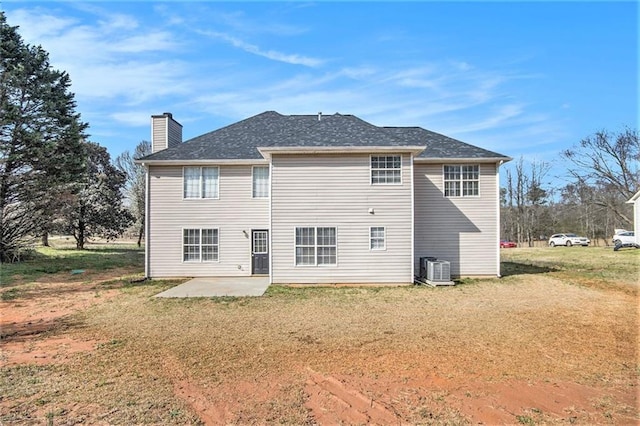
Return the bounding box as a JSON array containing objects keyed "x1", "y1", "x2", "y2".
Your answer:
[
  {"x1": 501, "y1": 261, "x2": 558, "y2": 277},
  {"x1": 1, "y1": 246, "x2": 144, "y2": 288},
  {"x1": 109, "y1": 278, "x2": 185, "y2": 290}
]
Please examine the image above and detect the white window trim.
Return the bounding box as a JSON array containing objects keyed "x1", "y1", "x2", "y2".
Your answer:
[
  {"x1": 182, "y1": 227, "x2": 220, "y2": 263},
  {"x1": 370, "y1": 154, "x2": 403, "y2": 185},
  {"x1": 294, "y1": 226, "x2": 338, "y2": 267},
  {"x1": 183, "y1": 166, "x2": 220, "y2": 200},
  {"x1": 252, "y1": 165, "x2": 270, "y2": 199},
  {"x1": 443, "y1": 164, "x2": 480, "y2": 198},
  {"x1": 370, "y1": 226, "x2": 386, "y2": 251}
]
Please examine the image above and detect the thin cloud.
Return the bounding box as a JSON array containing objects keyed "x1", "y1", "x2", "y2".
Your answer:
[
  {"x1": 7, "y1": 9, "x2": 77, "y2": 39},
  {"x1": 197, "y1": 30, "x2": 324, "y2": 67},
  {"x1": 189, "y1": 60, "x2": 546, "y2": 139},
  {"x1": 110, "y1": 111, "x2": 153, "y2": 127},
  {"x1": 451, "y1": 104, "x2": 526, "y2": 134},
  {"x1": 68, "y1": 60, "x2": 191, "y2": 104},
  {"x1": 217, "y1": 10, "x2": 308, "y2": 37},
  {"x1": 96, "y1": 13, "x2": 139, "y2": 31},
  {"x1": 5, "y1": 7, "x2": 187, "y2": 106},
  {"x1": 109, "y1": 32, "x2": 179, "y2": 53}
]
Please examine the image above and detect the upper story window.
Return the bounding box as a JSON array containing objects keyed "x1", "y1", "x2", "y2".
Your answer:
[
  {"x1": 252, "y1": 166, "x2": 269, "y2": 198},
  {"x1": 371, "y1": 155, "x2": 401, "y2": 185},
  {"x1": 444, "y1": 165, "x2": 479, "y2": 197},
  {"x1": 184, "y1": 166, "x2": 219, "y2": 199}
]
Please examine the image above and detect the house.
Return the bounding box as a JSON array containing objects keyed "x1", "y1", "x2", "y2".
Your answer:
[
  {"x1": 627, "y1": 190, "x2": 640, "y2": 245},
  {"x1": 137, "y1": 111, "x2": 511, "y2": 285}
]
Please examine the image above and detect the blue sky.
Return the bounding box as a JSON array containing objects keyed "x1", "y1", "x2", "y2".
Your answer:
[{"x1": 3, "y1": 1, "x2": 637, "y2": 188}]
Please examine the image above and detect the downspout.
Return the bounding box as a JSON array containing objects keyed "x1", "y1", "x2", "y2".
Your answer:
[
  {"x1": 410, "y1": 153, "x2": 415, "y2": 283},
  {"x1": 496, "y1": 160, "x2": 504, "y2": 277},
  {"x1": 144, "y1": 164, "x2": 150, "y2": 279},
  {"x1": 268, "y1": 160, "x2": 273, "y2": 285}
]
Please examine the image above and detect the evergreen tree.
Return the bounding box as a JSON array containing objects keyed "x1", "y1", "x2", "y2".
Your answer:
[{"x1": 0, "y1": 12, "x2": 86, "y2": 261}]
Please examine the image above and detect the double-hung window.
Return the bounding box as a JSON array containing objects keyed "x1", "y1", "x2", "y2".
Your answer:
[
  {"x1": 444, "y1": 165, "x2": 479, "y2": 197},
  {"x1": 183, "y1": 228, "x2": 219, "y2": 262},
  {"x1": 252, "y1": 166, "x2": 269, "y2": 198},
  {"x1": 295, "y1": 227, "x2": 337, "y2": 266},
  {"x1": 370, "y1": 227, "x2": 386, "y2": 250},
  {"x1": 371, "y1": 155, "x2": 401, "y2": 184},
  {"x1": 184, "y1": 166, "x2": 219, "y2": 199}
]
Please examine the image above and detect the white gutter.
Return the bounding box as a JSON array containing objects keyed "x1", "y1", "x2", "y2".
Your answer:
[
  {"x1": 414, "y1": 157, "x2": 513, "y2": 163},
  {"x1": 135, "y1": 159, "x2": 269, "y2": 166}
]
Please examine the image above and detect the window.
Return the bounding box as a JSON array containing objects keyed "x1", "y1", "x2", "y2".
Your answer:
[
  {"x1": 371, "y1": 155, "x2": 401, "y2": 184},
  {"x1": 252, "y1": 230, "x2": 268, "y2": 254},
  {"x1": 183, "y1": 228, "x2": 218, "y2": 262},
  {"x1": 444, "y1": 165, "x2": 479, "y2": 197},
  {"x1": 295, "y1": 227, "x2": 315, "y2": 265},
  {"x1": 370, "y1": 227, "x2": 386, "y2": 250},
  {"x1": 252, "y1": 166, "x2": 269, "y2": 198},
  {"x1": 316, "y1": 227, "x2": 337, "y2": 265},
  {"x1": 184, "y1": 166, "x2": 219, "y2": 199},
  {"x1": 295, "y1": 227, "x2": 337, "y2": 266}
]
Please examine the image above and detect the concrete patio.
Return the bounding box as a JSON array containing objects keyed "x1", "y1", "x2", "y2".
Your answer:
[{"x1": 154, "y1": 276, "x2": 270, "y2": 298}]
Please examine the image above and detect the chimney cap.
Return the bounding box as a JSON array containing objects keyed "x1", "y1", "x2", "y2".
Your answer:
[
  {"x1": 163, "y1": 112, "x2": 173, "y2": 118},
  {"x1": 318, "y1": 112, "x2": 322, "y2": 121}
]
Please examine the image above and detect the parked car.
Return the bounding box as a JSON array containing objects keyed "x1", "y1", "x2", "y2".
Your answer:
[
  {"x1": 548, "y1": 233, "x2": 590, "y2": 247},
  {"x1": 500, "y1": 240, "x2": 517, "y2": 248},
  {"x1": 612, "y1": 230, "x2": 636, "y2": 246}
]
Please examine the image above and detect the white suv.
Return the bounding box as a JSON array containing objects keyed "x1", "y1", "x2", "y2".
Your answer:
[
  {"x1": 612, "y1": 231, "x2": 636, "y2": 246},
  {"x1": 548, "y1": 233, "x2": 590, "y2": 247}
]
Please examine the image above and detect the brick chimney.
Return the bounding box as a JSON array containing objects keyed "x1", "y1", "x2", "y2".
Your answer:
[{"x1": 151, "y1": 112, "x2": 182, "y2": 153}]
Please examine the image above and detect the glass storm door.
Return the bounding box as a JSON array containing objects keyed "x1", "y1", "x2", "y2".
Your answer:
[{"x1": 251, "y1": 230, "x2": 269, "y2": 275}]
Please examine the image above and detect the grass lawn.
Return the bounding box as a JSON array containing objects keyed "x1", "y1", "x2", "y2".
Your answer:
[{"x1": 1, "y1": 244, "x2": 638, "y2": 424}]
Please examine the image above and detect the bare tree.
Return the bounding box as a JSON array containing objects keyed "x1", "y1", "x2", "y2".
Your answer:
[
  {"x1": 562, "y1": 128, "x2": 639, "y2": 226},
  {"x1": 502, "y1": 157, "x2": 551, "y2": 246},
  {"x1": 115, "y1": 141, "x2": 151, "y2": 247}
]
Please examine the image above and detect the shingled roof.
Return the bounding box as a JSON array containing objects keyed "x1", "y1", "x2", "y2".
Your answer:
[{"x1": 139, "y1": 111, "x2": 509, "y2": 162}]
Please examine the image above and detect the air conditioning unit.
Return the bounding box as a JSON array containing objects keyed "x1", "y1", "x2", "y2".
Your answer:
[
  {"x1": 427, "y1": 260, "x2": 451, "y2": 282},
  {"x1": 417, "y1": 257, "x2": 455, "y2": 287}
]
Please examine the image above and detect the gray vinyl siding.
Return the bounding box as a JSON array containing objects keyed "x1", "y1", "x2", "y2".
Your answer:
[
  {"x1": 151, "y1": 116, "x2": 167, "y2": 153},
  {"x1": 147, "y1": 165, "x2": 269, "y2": 277},
  {"x1": 414, "y1": 163, "x2": 498, "y2": 277},
  {"x1": 270, "y1": 154, "x2": 413, "y2": 284}
]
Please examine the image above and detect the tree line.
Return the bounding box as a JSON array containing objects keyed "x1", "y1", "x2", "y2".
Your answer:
[{"x1": 501, "y1": 128, "x2": 639, "y2": 246}]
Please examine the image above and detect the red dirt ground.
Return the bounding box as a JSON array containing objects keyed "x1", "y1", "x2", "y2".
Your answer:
[
  {"x1": 1, "y1": 271, "x2": 130, "y2": 366},
  {"x1": 1, "y1": 270, "x2": 637, "y2": 424}
]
